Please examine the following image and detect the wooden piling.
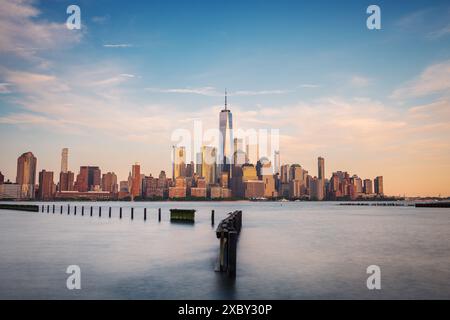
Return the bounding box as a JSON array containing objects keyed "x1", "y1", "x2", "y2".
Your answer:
[
  {"x1": 90, "y1": 206, "x2": 93, "y2": 217},
  {"x1": 52, "y1": 204, "x2": 55, "y2": 214},
  {"x1": 211, "y1": 210, "x2": 215, "y2": 225},
  {"x1": 227, "y1": 231, "x2": 237, "y2": 277},
  {"x1": 99, "y1": 206, "x2": 102, "y2": 217},
  {"x1": 131, "y1": 207, "x2": 134, "y2": 220},
  {"x1": 47, "y1": 205, "x2": 50, "y2": 213},
  {"x1": 158, "y1": 208, "x2": 161, "y2": 222},
  {"x1": 144, "y1": 208, "x2": 147, "y2": 221},
  {"x1": 67, "y1": 204, "x2": 70, "y2": 215},
  {"x1": 215, "y1": 210, "x2": 242, "y2": 277},
  {"x1": 120, "y1": 207, "x2": 122, "y2": 219},
  {"x1": 81, "y1": 206, "x2": 84, "y2": 216},
  {"x1": 41, "y1": 205, "x2": 44, "y2": 212},
  {"x1": 74, "y1": 206, "x2": 77, "y2": 215},
  {"x1": 109, "y1": 207, "x2": 111, "y2": 218},
  {"x1": 60, "y1": 205, "x2": 63, "y2": 214}
]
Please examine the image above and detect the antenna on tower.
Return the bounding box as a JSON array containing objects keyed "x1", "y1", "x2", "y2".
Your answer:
[{"x1": 224, "y1": 88, "x2": 228, "y2": 110}]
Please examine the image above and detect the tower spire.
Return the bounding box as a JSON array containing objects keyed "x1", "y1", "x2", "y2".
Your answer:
[{"x1": 224, "y1": 88, "x2": 227, "y2": 110}]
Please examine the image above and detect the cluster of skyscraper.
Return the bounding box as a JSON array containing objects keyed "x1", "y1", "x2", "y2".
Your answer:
[{"x1": 0, "y1": 93, "x2": 383, "y2": 201}]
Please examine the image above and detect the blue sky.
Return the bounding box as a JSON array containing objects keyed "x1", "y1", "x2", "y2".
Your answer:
[{"x1": 0, "y1": 0, "x2": 450, "y2": 196}]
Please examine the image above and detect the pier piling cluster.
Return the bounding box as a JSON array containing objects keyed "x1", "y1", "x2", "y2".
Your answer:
[{"x1": 216, "y1": 210, "x2": 242, "y2": 277}]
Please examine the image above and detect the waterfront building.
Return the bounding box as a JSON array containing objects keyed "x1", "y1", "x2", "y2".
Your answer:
[
  {"x1": 374, "y1": 176, "x2": 384, "y2": 195},
  {"x1": 38, "y1": 170, "x2": 55, "y2": 200},
  {"x1": 59, "y1": 171, "x2": 74, "y2": 191},
  {"x1": 102, "y1": 172, "x2": 118, "y2": 193},
  {"x1": 310, "y1": 177, "x2": 324, "y2": 200},
  {"x1": 16, "y1": 152, "x2": 37, "y2": 199},
  {"x1": 0, "y1": 183, "x2": 22, "y2": 199},
  {"x1": 131, "y1": 163, "x2": 141, "y2": 198},
  {"x1": 168, "y1": 177, "x2": 187, "y2": 198},
  {"x1": 363, "y1": 179, "x2": 373, "y2": 194},
  {"x1": 75, "y1": 166, "x2": 101, "y2": 192},
  {"x1": 243, "y1": 180, "x2": 265, "y2": 199}
]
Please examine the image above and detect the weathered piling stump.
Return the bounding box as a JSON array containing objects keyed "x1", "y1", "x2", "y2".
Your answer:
[
  {"x1": 215, "y1": 210, "x2": 242, "y2": 277},
  {"x1": 170, "y1": 209, "x2": 195, "y2": 223}
]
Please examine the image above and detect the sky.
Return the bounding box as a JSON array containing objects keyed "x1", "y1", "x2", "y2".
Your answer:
[{"x1": 0, "y1": 0, "x2": 450, "y2": 197}]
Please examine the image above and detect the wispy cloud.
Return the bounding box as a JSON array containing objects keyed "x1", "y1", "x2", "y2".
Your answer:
[
  {"x1": 0, "y1": 0, "x2": 82, "y2": 61},
  {"x1": 146, "y1": 87, "x2": 290, "y2": 96},
  {"x1": 146, "y1": 86, "x2": 219, "y2": 96},
  {"x1": 103, "y1": 44, "x2": 133, "y2": 48},
  {"x1": 428, "y1": 24, "x2": 450, "y2": 39},
  {"x1": 299, "y1": 84, "x2": 320, "y2": 88},
  {"x1": 391, "y1": 60, "x2": 450, "y2": 99},
  {"x1": 350, "y1": 75, "x2": 372, "y2": 87},
  {"x1": 0, "y1": 83, "x2": 11, "y2": 94},
  {"x1": 233, "y1": 90, "x2": 289, "y2": 96}
]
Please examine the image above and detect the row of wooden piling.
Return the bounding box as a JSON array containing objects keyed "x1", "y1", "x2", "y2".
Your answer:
[{"x1": 40, "y1": 204, "x2": 162, "y2": 221}]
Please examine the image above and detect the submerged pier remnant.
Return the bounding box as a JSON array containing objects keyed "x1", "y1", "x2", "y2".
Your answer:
[
  {"x1": 0, "y1": 204, "x2": 39, "y2": 212},
  {"x1": 170, "y1": 209, "x2": 195, "y2": 223},
  {"x1": 215, "y1": 210, "x2": 242, "y2": 277}
]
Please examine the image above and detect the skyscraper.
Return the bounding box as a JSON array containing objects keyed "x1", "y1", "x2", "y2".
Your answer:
[
  {"x1": 38, "y1": 170, "x2": 55, "y2": 200},
  {"x1": 59, "y1": 171, "x2": 74, "y2": 191},
  {"x1": 274, "y1": 150, "x2": 281, "y2": 175},
  {"x1": 172, "y1": 146, "x2": 186, "y2": 180},
  {"x1": 318, "y1": 157, "x2": 325, "y2": 180},
  {"x1": 374, "y1": 176, "x2": 384, "y2": 195},
  {"x1": 16, "y1": 152, "x2": 37, "y2": 199},
  {"x1": 131, "y1": 163, "x2": 141, "y2": 198},
  {"x1": 61, "y1": 148, "x2": 68, "y2": 173},
  {"x1": 201, "y1": 146, "x2": 217, "y2": 185},
  {"x1": 219, "y1": 90, "x2": 233, "y2": 173},
  {"x1": 102, "y1": 172, "x2": 118, "y2": 193},
  {"x1": 363, "y1": 179, "x2": 373, "y2": 194},
  {"x1": 75, "y1": 166, "x2": 101, "y2": 192}
]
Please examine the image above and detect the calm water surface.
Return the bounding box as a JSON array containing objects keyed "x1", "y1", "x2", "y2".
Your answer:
[{"x1": 0, "y1": 201, "x2": 449, "y2": 299}]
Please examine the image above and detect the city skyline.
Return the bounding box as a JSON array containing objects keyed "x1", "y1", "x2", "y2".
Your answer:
[{"x1": 0, "y1": 0, "x2": 450, "y2": 197}]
